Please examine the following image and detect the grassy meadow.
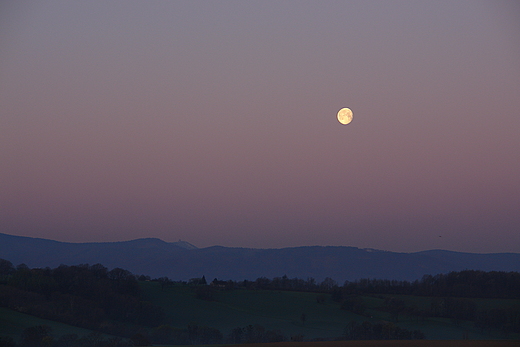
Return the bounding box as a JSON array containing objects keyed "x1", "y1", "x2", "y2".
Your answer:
[
  {"x1": 1, "y1": 277, "x2": 518, "y2": 345},
  {"x1": 141, "y1": 282, "x2": 356, "y2": 340},
  {"x1": 140, "y1": 281, "x2": 518, "y2": 341},
  {"x1": 0, "y1": 306, "x2": 99, "y2": 341}
]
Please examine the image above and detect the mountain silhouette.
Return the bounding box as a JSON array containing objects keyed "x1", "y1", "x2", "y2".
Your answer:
[{"x1": 1, "y1": 232, "x2": 519, "y2": 282}]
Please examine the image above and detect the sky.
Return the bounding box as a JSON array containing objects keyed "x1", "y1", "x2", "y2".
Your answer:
[{"x1": 1, "y1": 1, "x2": 519, "y2": 253}]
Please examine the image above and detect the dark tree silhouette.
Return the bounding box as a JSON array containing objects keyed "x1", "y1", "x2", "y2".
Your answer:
[{"x1": 20, "y1": 325, "x2": 52, "y2": 347}]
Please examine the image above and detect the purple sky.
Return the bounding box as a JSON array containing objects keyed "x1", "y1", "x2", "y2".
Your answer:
[{"x1": 1, "y1": 1, "x2": 519, "y2": 253}]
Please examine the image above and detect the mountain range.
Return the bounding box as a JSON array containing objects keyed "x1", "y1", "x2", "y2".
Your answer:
[{"x1": 1, "y1": 232, "x2": 519, "y2": 282}]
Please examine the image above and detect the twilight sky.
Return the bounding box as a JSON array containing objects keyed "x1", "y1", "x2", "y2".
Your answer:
[{"x1": 1, "y1": 1, "x2": 519, "y2": 253}]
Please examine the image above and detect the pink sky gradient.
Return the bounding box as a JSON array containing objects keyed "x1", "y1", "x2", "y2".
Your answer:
[{"x1": 1, "y1": 1, "x2": 519, "y2": 252}]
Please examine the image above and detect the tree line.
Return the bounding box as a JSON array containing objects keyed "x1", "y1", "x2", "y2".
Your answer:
[
  {"x1": 0, "y1": 259, "x2": 164, "y2": 338},
  {"x1": 341, "y1": 270, "x2": 520, "y2": 298},
  {"x1": 213, "y1": 270, "x2": 520, "y2": 299}
]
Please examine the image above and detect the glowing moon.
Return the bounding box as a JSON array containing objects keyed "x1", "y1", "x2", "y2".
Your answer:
[{"x1": 337, "y1": 107, "x2": 353, "y2": 125}]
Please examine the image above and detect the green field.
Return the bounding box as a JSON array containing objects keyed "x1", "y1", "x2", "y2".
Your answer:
[
  {"x1": 1, "y1": 281, "x2": 518, "y2": 344},
  {"x1": 0, "y1": 306, "x2": 98, "y2": 341},
  {"x1": 140, "y1": 282, "x2": 518, "y2": 341}
]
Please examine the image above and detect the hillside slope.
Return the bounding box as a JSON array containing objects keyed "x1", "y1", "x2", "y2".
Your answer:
[{"x1": 1, "y1": 233, "x2": 519, "y2": 281}]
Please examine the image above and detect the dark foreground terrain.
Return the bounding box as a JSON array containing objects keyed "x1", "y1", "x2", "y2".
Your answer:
[
  {"x1": 1, "y1": 258, "x2": 519, "y2": 346},
  {"x1": 229, "y1": 342, "x2": 519, "y2": 347}
]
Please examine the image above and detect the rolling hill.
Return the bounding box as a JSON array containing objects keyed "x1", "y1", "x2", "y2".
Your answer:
[{"x1": 1, "y1": 232, "x2": 519, "y2": 282}]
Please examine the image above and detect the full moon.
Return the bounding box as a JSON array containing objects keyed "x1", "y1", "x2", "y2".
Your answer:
[{"x1": 337, "y1": 107, "x2": 353, "y2": 125}]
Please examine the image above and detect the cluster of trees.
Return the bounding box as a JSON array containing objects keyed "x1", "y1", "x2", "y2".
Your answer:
[
  {"x1": 238, "y1": 275, "x2": 337, "y2": 292},
  {"x1": 2, "y1": 257, "x2": 519, "y2": 345},
  {"x1": 474, "y1": 309, "x2": 520, "y2": 335},
  {"x1": 337, "y1": 294, "x2": 520, "y2": 335},
  {"x1": 213, "y1": 270, "x2": 520, "y2": 300},
  {"x1": 0, "y1": 259, "x2": 164, "y2": 337},
  {"x1": 340, "y1": 270, "x2": 520, "y2": 299},
  {"x1": 227, "y1": 324, "x2": 285, "y2": 344},
  {"x1": 154, "y1": 323, "x2": 284, "y2": 345},
  {"x1": 15, "y1": 326, "x2": 135, "y2": 347},
  {"x1": 429, "y1": 297, "x2": 477, "y2": 321},
  {"x1": 7, "y1": 325, "x2": 198, "y2": 347},
  {"x1": 0, "y1": 260, "x2": 292, "y2": 346},
  {"x1": 8, "y1": 323, "x2": 286, "y2": 347},
  {"x1": 198, "y1": 270, "x2": 520, "y2": 335},
  {"x1": 152, "y1": 270, "x2": 520, "y2": 337},
  {"x1": 343, "y1": 320, "x2": 425, "y2": 340}
]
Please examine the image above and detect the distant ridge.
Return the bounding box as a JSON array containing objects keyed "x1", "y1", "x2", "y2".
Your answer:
[
  {"x1": 173, "y1": 239, "x2": 198, "y2": 250},
  {"x1": 1, "y1": 232, "x2": 519, "y2": 282}
]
